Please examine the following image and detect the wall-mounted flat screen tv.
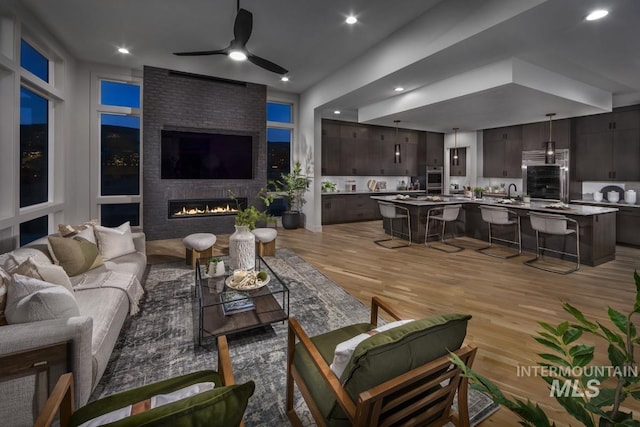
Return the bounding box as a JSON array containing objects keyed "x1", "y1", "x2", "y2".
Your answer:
[{"x1": 161, "y1": 129, "x2": 253, "y2": 179}]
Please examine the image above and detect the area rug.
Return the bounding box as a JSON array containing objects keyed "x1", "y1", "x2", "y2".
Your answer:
[{"x1": 92, "y1": 248, "x2": 499, "y2": 426}]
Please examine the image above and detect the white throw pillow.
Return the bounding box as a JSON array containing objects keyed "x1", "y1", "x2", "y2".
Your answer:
[
  {"x1": 93, "y1": 221, "x2": 136, "y2": 261},
  {"x1": 5, "y1": 274, "x2": 80, "y2": 324},
  {"x1": 13, "y1": 257, "x2": 75, "y2": 294},
  {"x1": 330, "y1": 319, "x2": 414, "y2": 379}
]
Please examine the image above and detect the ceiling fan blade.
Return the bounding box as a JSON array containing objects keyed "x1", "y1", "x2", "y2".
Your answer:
[
  {"x1": 233, "y1": 8, "x2": 253, "y2": 46},
  {"x1": 173, "y1": 48, "x2": 229, "y2": 56},
  {"x1": 247, "y1": 52, "x2": 288, "y2": 75}
]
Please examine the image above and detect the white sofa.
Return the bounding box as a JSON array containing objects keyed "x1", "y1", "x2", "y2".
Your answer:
[{"x1": 0, "y1": 232, "x2": 146, "y2": 426}]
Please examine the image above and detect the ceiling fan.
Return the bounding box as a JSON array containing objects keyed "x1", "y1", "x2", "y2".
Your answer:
[{"x1": 173, "y1": 0, "x2": 288, "y2": 75}]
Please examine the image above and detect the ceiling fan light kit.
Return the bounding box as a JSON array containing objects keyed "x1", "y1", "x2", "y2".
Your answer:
[{"x1": 173, "y1": 2, "x2": 288, "y2": 75}]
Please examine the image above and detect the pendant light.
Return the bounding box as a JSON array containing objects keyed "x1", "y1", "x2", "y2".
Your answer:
[
  {"x1": 452, "y1": 128, "x2": 459, "y2": 166},
  {"x1": 394, "y1": 120, "x2": 401, "y2": 164},
  {"x1": 545, "y1": 113, "x2": 556, "y2": 164}
]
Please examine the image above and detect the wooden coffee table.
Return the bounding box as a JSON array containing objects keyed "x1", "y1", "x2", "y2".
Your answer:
[{"x1": 195, "y1": 256, "x2": 290, "y2": 345}]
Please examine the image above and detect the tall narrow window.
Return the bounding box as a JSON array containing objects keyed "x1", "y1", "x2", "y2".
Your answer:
[
  {"x1": 267, "y1": 101, "x2": 293, "y2": 185},
  {"x1": 100, "y1": 114, "x2": 140, "y2": 195},
  {"x1": 20, "y1": 87, "x2": 48, "y2": 207},
  {"x1": 20, "y1": 39, "x2": 49, "y2": 82}
]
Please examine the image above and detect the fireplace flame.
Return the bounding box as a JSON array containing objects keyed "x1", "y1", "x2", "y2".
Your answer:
[{"x1": 174, "y1": 204, "x2": 239, "y2": 217}]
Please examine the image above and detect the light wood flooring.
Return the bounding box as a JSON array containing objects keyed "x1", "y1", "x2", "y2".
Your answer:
[{"x1": 147, "y1": 221, "x2": 640, "y2": 426}]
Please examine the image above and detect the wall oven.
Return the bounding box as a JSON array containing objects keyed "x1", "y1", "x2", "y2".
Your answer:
[
  {"x1": 522, "y1": 149, "x2": 569, "y2": 203},
  {"x1": 425, "y1": 167, "x2": 443, "y2": 195}
]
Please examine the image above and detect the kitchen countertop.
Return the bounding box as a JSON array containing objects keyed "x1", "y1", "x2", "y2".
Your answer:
[
  {"x1": 322, "y1": 190, "x2": 424, "y2": 195},
  {"x1": 571, "y1": 199, "x2": 640, "y2": 209},
  {"x1": 371, "y1": 195, "x2": 619, "y2": 216}
]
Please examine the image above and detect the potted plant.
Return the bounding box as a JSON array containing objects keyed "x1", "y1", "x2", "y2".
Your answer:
[
  {"x1": 207, "y1": 256, "x2": 225, "y2": 277},
  {"x1": 451, "y1": 270, "x2": 640, "y2": 427},
  {"x1": 272, "y1": 161, "x2": 310, "y2": 229},
  {"x1": 473, "y1": 187, "x2": 484, "y2": 198},
  {"x1": 228, "y1": 189, "x2": 274, "y2": 270},
  {"x1": 322, "y1": 180, "x2": 337, "y2": 193}
]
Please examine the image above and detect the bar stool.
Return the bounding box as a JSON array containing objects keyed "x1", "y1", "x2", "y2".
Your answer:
[
  {"x1": 525, "y1": 212, "x2": 580, "y2": 274},
  {"x1": 477, "y1": 205, "x2": 521, "y2": 258},
  {"x1": 425, "y1": 204, "x2": 463, "y2": 252},
  {"x1": 375, "y1": 201, "x2": 411, "y2": 248}
]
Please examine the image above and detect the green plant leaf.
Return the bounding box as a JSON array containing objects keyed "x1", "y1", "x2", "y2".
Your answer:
[
  {"x1": 569, "y1": 344, "x2": 595, "y2": 358},
  {"x1": 629, "y1": 322, "x2": 637, "y2": 339},
  {"x1": 539, "y1": 353, "x2": 571, "y2": 367},
  {"x1": 599, "y1": 322, "x2": 627, "y2": 348},
  {"x1": 554, "y1": 394, "x2": 595, "y2": 427},
  {"x1": 564, "y1": 303, "x2": 598, "y2": 330},
  {"x1": 538, "y1": 331, "x2": 563, "y2": 345},
  {"x1": 557, "y1": 321, "x2": 569, "y2": 335},
  {"x1": 563, "y1": 327, "x2": 583, "y2": 345},
  {"x1": 539, "y1": 322, "x2": 559, "y2": 336},
  {"x1": 614, "y1": 420, "x2": 640, "y2": 427},
  {"x1": 534, "y1": 337, "x2": 565, "y2": 354},
  {"x1": 573, "y1": 352, "x2": 595, "y2": 368},
  {"x1": 590, "y1": 387, "x2": 617, "y2": 407},
  {"x1": 608, "y1": 307, "x2": 630, "y2": 335},
  {"x1": 608, "y1": 344, "x2": 626, "y2": 368}
]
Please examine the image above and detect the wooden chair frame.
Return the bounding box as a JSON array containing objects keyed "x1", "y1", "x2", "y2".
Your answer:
[
  {"x1": 34, "y1": 335, "x2": 243, "y2": 427},
  {"x1": 286, "y1": 296, "x2": 477, "y2": 427}
]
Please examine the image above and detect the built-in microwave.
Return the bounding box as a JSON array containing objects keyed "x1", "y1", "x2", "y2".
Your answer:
[{"x1": 426, "y1": 167, "x2": 443, "y2": 195}]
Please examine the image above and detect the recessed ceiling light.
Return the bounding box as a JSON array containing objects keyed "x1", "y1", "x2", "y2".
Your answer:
[
  {"x1": 333, "y1": 110, "x2": 341, "y2": 115},
  {"x1": 345, "y1": 16, "x2": 357, "y2": 25},
  {"x1": 229, "y1": 50, "x2": 247, "y2": 61},
  {"x1": 586, "y1": 9, "x2": 608, "y2": 20},
  {"x1": 117, "y1": 47, "x2": 130, "y2": 54},
  {"x1": 394, "y1": 87, "x2": 404, "y2": 92},
  {"x1": 281, "y1": 76, "x2": 289, "y2": 82}
]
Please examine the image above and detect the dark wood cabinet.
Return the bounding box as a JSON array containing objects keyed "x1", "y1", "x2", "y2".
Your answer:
[
  {"x1": 321, "y1": 119, "x2": 419, "y2": 177},
  {"x1": 450, "y1": 147, "x2": 466, "y2": 176},
  {"x1": 426, "y1": 132, "x2": 444, "y2": 167},
  {"x1": 483, "y1": 125, "x2": 522, "y2": 178},
  {"x1": 616, "y1": 207, "x2": 640, "y2": 246},
  {"x1": 321, "y1": 121, "x2": 341, "y2": 175},
  {"x1": 321, "y1": 194, "x2": 382, "y2": 224},
  {"x1": 522, "y1": 118, "x2": 571, "y2": 151},
  {"x1": 575, "y1": 110, "x2": 640, "y2": 181}
]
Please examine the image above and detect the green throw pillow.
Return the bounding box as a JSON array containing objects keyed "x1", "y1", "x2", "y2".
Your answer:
[{"x1": 47, "y1": 236, "x2": 104, "y2": 277}]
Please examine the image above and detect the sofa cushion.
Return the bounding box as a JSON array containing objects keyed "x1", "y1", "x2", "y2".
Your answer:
[
  {"x1": 75, "y1": 286, "x2": 129, "y2": 386},
  {"x1": 0, "y1": 267, "x2": 9, "y2": 325},
  {"x1": 94, "y1": 222, "x2": 136, "y2": 261},
  {"x1": 5, "y1": 274, "x2": 80, "y2": 324},
  {"x1": 104, "y1": 251, "x2": 147, "y2": 283},
  {"x1": 13, "y1": 257, "x2": 74, "y2": 294},
  {"x1": 329, "y1": 319, "x2": 415, "y2": 378},
  {"x1": 69, "y1": 371, "x2": 254, "y2": 427},
  {"x1": 48, "y1": 236, "x2": 104, "y2": 277}
]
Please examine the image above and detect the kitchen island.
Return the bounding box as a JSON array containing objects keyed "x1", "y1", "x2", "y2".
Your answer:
[{"x1": 371, "y1": 195, "x2": 618, "y2": 266}]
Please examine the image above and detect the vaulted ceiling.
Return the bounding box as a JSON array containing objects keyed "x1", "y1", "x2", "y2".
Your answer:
[{"x1": 20, "y1": 0, "x2": 640, "y2": 131}]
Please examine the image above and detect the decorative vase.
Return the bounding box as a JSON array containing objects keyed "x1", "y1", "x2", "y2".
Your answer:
[
  {"x1": 229, "y1": 225, "x2": 255, "y2": 271},
  {"x1": 212, "y1": 260, "x2": 225, "y2": 277}
]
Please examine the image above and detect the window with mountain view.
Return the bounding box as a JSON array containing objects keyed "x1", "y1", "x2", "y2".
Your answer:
[
  {"x1": 20, "y1": 87, "x2": 48, "y2": 208},
  {"x1": 267, "y1": 101, "x2": 293, "y2": 184}
]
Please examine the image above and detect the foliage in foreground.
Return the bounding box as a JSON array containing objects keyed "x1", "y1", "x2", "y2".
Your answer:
[{"x1": 451, "y1": 270, "x2": 640, "y2": 427}]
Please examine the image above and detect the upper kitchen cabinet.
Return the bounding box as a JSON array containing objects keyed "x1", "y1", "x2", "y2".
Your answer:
[
  {"x1": 522, "y1": 118, "x2": 571, "y2": 151},
  {"x1": 575, "y1": 109, "x2": 640, "y2": 181},
  {"x1": 321, "y1": 120, "x2": 341, "y2": 175},
  {"x1": 450, "y1": 147, "x2": 467, "y2": 176},
  {"x1": 426, "y1": 132, "x2": 445, "y2": 167},
  {"x1": 394, "y1": 129, "x2": 418, "y2": 176},
  {"x1": 368, "y1": 126, "x2": 395, "y2": 175},
  {"x1": 483, "y1": 125, "x2": 522, "y2": 178},
  {"x1": 339, "y1": 122, "x2": 370, "y2": 175}
]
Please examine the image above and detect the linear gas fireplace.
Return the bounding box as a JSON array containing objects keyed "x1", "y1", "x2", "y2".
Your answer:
[{"x1": 168, "y1": 198, "x2": 247, "y2": 219}]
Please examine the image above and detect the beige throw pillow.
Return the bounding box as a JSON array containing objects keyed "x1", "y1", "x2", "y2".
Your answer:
[
  {"x1": 5, "y1": 274, "x2": 80, "y2": 324},
  {"x1": 93, "y1": 221, "x2": 136, "y2": 261},
  {"x1": 48, "y1": 236, "x2": 104, "y2": 277},
  {"x1": 57, "y1": 219, "x2": 99, "y2": 237}
]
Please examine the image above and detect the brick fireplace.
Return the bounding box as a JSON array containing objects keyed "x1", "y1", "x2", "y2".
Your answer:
[{"x1": 142, "y1": 66, "x2": 267, "y2": 240}]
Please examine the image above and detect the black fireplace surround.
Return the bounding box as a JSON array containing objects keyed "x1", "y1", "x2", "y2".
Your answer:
[{"x1": 168, "y1": 198, "x2": 247, "y2": 219}]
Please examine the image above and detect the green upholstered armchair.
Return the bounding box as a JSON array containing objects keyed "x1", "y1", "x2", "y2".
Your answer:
[
  {"x1": 35, "y1": 335, "x2": 254, "y2": 427},
  {"x1": 286, "y1": 296, "x2": 476, "y2": 427}
]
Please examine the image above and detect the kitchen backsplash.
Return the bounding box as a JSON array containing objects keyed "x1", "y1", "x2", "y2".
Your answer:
[{"x1": 322, "y1": 176, "x2": 413, "y2": 192}]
